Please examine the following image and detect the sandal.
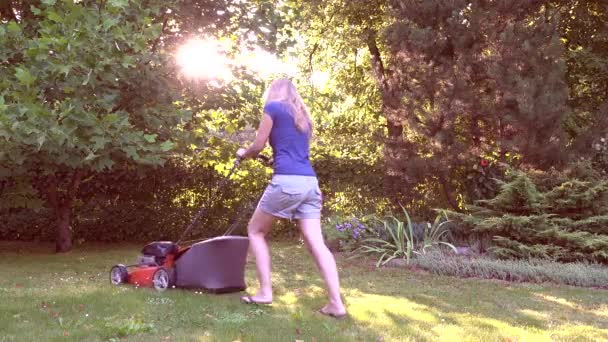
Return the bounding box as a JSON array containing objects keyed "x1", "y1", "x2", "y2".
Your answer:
[
  {"x1": 318, "y1": 307, "x2": 348, "y2": 320},
  {"x1": 240, "y1": 296, "x2": 272, "y2": 305}
]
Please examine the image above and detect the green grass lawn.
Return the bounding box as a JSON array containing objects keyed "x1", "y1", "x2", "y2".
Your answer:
[{"x1": 0, "y1": 241, "x2": 607, "y2": 342}]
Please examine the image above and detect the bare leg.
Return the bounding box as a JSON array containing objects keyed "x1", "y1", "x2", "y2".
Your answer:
[
  {"x1": 299, "y1": 218, "x2": 346, "y2": 315},
  {"x1": 243, "y1": 208, "x2": 276, "y2": 303}
]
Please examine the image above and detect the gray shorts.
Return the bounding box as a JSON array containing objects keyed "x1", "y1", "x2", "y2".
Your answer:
[{"x1": 257, "y1": 175, "x2": 322, "y2": 220}]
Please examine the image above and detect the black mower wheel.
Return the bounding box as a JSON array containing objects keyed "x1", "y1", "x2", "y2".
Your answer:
[
  {"x1": 152, "y1": 267, "x2": 175, "y2": 291},
  {"x1": 110, "y1": 264, "x2": 128, "y2": 285}
]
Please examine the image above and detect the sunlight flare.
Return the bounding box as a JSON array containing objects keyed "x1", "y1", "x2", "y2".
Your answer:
[
  {"x1": 176, "y1": 38, "x2": 233, "y2": 81},
  {"x1": 177, "y1": 37, "x2": 298, "y2": 82}
]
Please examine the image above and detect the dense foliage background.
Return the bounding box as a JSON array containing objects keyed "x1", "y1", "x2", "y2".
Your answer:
[{"x1": 1, "y1": 0, "x2": 606, "y2": 260}]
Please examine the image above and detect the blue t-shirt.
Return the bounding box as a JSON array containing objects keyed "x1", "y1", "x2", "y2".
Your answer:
[{"x1": 264, "y1": 101, "x2": 316, "y2": 177}]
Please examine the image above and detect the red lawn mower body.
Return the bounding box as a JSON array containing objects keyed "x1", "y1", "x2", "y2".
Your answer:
[
  {"x1": 110, "y1": 237, "x2": 249, "y2": 292},
  {"x1": 127, "y1": 265, "x2": 166, "y2": 287}
]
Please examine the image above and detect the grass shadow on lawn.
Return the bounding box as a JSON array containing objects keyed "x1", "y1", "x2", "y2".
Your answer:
[
  {"x1": 273, "y1": 245, "x2": 608, "y2": 341},
  {"x1": 264, "y1": 243, "x2": 608, "y2": 341}
]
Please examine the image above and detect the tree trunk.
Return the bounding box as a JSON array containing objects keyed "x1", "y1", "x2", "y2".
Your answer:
[
  {"x1": 438, "y1": 173, "x2": 461, "y2": 212},
  {"x1": 55, "y1": 204, "x2": 72, "y2": 253},
  {"x1": 384, "y1": 111, "x2": 405, "y2": 190},
  {"x1": 365, "y1": 28, "x2": 406, "y2": 185},
  {"x1": 44, "y1": 169, "x2": 83, "y2": 253}
]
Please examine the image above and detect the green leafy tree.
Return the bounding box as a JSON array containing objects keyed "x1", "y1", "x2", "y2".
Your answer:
[
  {"x1": 0, "y1": 0, "x2": 190, "y2": 251},
  {"x1": 0, "y1": 0, "x2": 309, "y2": 248}
]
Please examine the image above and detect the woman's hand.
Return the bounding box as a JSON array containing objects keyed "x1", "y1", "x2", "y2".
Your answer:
[
  {"x1": 236, "y1": 148, "x2": 247, "y2": 159},
  {"x1": 236, "y1": 114, "x2": 273, "y2": 160}
]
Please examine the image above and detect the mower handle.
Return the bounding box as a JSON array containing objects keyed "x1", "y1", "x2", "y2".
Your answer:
[
  {"x1": 256, "y1": 154, "x2": 273, "y2": 166},
  {"x1": 177, "y1": 153, "x2": 271, "y2": 244}
]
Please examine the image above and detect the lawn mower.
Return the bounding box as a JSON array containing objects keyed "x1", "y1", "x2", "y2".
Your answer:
[{"x1": 109, "y1": 155, "x2": 269, "y2": 292}]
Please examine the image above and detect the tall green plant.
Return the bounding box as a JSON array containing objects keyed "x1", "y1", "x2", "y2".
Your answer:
[
  {"x1": 356, "y1": 207, "x2": 458, "y2": 266},
  {"x1": 357, "y1": 206, "x2": 415, "y2": 267},
  {"x1": 416, "y1": 211, "x2": 458, "y2": 256}
]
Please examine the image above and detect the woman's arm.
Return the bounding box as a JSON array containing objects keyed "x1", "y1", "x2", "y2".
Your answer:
[{"x1": 237, "y1": 114, "x2": 273, "y2": 159}]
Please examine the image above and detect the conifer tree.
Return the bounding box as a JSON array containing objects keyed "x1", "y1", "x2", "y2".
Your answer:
[{"x1": 378, "y1": 0, "x2": 571, "y2": 208}]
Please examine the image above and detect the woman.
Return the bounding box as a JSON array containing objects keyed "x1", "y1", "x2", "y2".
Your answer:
[{"x1": 236, "y1": 79, "x2": 347, "y2": 319}]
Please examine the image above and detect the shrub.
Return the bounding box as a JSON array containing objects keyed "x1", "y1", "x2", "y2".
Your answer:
[
  {"x1": 450, "y1": 170, "x2": 608, "y2": 263},
  {"x1": 0, "y1": 162, "x2": 264, "y2": 243},
  {"x1": 0, "y1": 208, "x2": 55, "y2": 241},
  {"x1": 414, "y1": 250, "x2": 608, "y2": 289}
]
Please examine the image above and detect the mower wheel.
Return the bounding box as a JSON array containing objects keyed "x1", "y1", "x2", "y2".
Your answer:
[
  {"x1": 110, "y1": 264, "x2": 128, "y2": 285},
  {"x1": 152, "y1": 267, "x2": 175, "y2": 291}
]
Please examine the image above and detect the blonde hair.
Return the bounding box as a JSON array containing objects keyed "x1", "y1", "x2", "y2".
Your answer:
[{"x1": 263, "y1": 79, "x2": 312, "y2": 135}]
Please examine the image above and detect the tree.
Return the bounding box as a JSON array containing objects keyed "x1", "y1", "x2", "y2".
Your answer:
[
  {"x1": 556, "y1": 0, "x2": 608, "y2": 168},
  {"x1": 381, "y1": 1, "x2": 574, "y2": 208},
  {"x1": 0, "y1": 0, "x2": 190, "y2": 252},
  {"x1": 295, "y1": 0, "x2": 575, "y2": 211}
]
